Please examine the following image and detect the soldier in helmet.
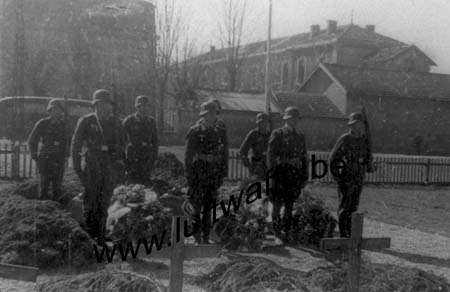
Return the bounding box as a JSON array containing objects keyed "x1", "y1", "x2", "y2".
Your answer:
[
  {"x1": 329, "y1": 112, "x2": 372, "y2": 238},
  {"x1": 185, "y1": 101, "x2": 228, "y2": 244},
  {"x1": 122, "y1": 95, "x2": 158, "y2": 185},
  {"x1": 267, "y1": 106, "x2": 308, "y2": 239},
  {"x1": 28, "y1": 98, "x2": 69, "y2": 202},
  {"x1": 71, "y1": 89, "x2": 125, "y2": 244},
  {"x1": 239, "y1": 112, "x2": 270, "y2": 180}
]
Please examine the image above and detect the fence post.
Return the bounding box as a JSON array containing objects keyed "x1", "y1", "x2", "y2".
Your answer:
[
  {"x1": 424, "y1": 158, "x2": 431, "y2": 185},
  {"x1": 11, "y1": 143, "x2": 20, "y2": 180}
]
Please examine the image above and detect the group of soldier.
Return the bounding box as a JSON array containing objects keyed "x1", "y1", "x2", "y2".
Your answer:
[
  {"x1": 28, "y1": 89, "x2": 158, "y2": 244},
  {"x1": 28, "y1": 88, "x2": 373, "y2": 245}
]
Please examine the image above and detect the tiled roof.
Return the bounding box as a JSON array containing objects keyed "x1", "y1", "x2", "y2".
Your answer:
[
  {"x1": 321, "y1": 63, "x2": 450, "y2": 99},
  {"x1": 363, "y1": 45, "x2": 436, "y2": 65},
  {"x1": 193, "y1": 24, "x2": 406, "y2": 62},
  {"x1": 274, "y1": 92, "x2": 345, "y2": 119},
  {"x1": 195, "y1": 90, "x2": 282, "y2": 113}
]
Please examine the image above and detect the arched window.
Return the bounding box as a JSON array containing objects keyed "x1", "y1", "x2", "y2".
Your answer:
[
  {"x1": 297, "y1": 58, "x2": 305, "y2": 84},
  {"x1": 281, "y1": 62, "x2": 289, "y2": 86}
]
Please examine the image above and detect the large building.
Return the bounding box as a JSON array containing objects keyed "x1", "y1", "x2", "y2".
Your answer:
[
  {"x1": 193, "y1": 21, "x2": 436, "y2": 92},
  {"x1": 177, "y1": 21, "x2": 450, "y2": 155},
  {"x1": 0, "y1": 0, "x2": 157, "y2": 114}
]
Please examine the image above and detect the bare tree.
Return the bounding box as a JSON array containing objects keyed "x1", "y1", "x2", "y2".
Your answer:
[
  {"x1": 155, "y1": 0, "x2": 183, "y2": 132},
  {"x1": 171, "y1": 29, "x2": 202, "y2": 102},
  {"x1": 217, "y1": 0, "x2": 249, "y2": 91}
]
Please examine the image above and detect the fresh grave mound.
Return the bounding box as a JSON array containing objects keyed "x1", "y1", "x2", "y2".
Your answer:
[
  {"x1": 196, "y1": 256, "x2": 309, "y2": 292},
  {"x1": 290, "y1": 186, "x2": 337, "y2": 245},
  {"x1": 6, "y1": 170, "x2": 82, "y2": 206},
  {"x1": 306, "y1": 261, "x2": 450, "y2": 292},
  {"x1": 107, "y1": 184, "x2": 174, "y2": 245},
  {"x1": 37, "y1": 267, "x2": 167, "y2": 292},
  {"x1": 213, "y1": 207, "x2": 269, "y2": 251},
  {"x1": 213, "y1": 184, "x2": 336, "y2": 250},
  {"x1": 0, "y1": 193, "x2": 94, "y2": 268},
  {"x1": 152, "y1": 152, "x2": 186, "y2": 187}
]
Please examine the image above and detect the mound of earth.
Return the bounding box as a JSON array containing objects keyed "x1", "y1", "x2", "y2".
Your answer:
[
  {"x1": 0, "y1": 192, "x2": 94, "y2": 268},
  {"x1": 196, "y1": 256, "x2": 310, "y2": 292},
  {"x1": 37, "y1": 267, "x2": 167, "y2": 292},
  {"x1": 6, "y1": 170, "x2": 82, "y2": 206},
  {"x1": 306, "y1": 261, "x2": 450, "y2": 292},
  {"x1": 152, "y1": 152, "x2": 186, "y2": 187}
]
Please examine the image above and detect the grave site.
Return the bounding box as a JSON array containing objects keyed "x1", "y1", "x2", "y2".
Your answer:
[{"x1": 0, "y1": 152, "x2": 448, "y2": 292}]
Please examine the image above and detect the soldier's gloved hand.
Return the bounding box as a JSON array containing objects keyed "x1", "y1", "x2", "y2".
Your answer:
[{"x1": 31, "y1": 154, "x2": 38, "y2": 161}]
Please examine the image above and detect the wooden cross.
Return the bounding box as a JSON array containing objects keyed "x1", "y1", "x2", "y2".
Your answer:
[
  {"x1": 140, "y1": 216, "x2": 222, "y2": 292},
  {"x1": 320, "y1": 213, "x2": 391, "y2": 292}
]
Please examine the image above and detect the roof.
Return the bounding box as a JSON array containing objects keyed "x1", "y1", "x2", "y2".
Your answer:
[
  {"x1": 195, "y1": 90, "x2": 281, "y2": 113},
  {"x1": 311, "y1": 63, "x2": 450, "y2": 99},
  {"x1": 0, "y1": 96, "x2": 92, "y2": 105},
  {"x1": 363, "y1": 45, "x2": 436, "y2": 66},
  {"x1": 192, "y1": 24, "x2": 407, "y2": 63},
  {"x1": 274, "y1": 92, "x2": 345, "y2": 119}
]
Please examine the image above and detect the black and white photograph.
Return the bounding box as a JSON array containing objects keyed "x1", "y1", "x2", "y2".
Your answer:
[{"x1": 0, "y1": 0, "x2": 449, "y2": 291}]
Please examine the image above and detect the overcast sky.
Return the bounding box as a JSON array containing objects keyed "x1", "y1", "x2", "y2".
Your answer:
[{"x1": 159, "y1": 0, "x2": 450, "y2": 73}]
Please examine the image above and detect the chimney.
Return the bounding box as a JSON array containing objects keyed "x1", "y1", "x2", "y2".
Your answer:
[
  {"x1": 366, "y1": 25, "x2": 375, "y2": 32},
  {"x1": 310, "y1": 25, "x2": 320, "y2": 38},
  {"x1": 210, "y1": 45, "x2": 216, "y2": 53},
  {"x1": 327, "y1": 20, "x2": 337, "y2": 34}
]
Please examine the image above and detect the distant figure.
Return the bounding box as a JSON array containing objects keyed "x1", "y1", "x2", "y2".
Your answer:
[
  {"x1": 185, "y1": 101, "x2": 228, "y2": 244},
  {"x1": 122, "y1": 96, "x2": 158, "y2": 186},
  {"x1": 267, "y1": 107, "x2": 308, "y2": 240},
  {"x1": 239, "y1": 112, "x2": 270, "y2": 181},
  {"x1": 28, "y1": 98, "x2": 68, "y2": 202},
  {"x1": 71, "y1": 89, "x2": 125, "y2": 244},
  {"x1": 329, "y1": 112, "x2": 371, "y2": 238}
]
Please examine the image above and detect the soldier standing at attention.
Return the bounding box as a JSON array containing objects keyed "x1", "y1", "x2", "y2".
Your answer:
[
  {"x1": 267, "y1": 107, "x2": 308, "y2": 239},
  {"x1": 28, "y1": 98, "x2": 68, "y2": 202},
  {"x1": 122, "y1": 96, "x2": 158, "y2": 185},
  {"x1": 239, "y1": 112, "x2": 270, "y2": 181},
  {"x1": 329, "y1": 112, "x2": 373, "y2": 238},
  {"x1": 71, "y1": 89, "x2": 125, "y2": 244},
  {"x1": 185, "y1": 101, "x2": 228, "y2": 244}
]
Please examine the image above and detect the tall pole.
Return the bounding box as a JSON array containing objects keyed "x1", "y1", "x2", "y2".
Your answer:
[{"x1": 264, "y1": 0, "x2": 273, "y2": 130}]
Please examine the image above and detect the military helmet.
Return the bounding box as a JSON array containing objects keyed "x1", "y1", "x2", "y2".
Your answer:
[
  {"x1": 208, "y1": 98, "x2": 222, "y2": 114},
  {"x1": 92, "y1": 89, "x2": 112, "y2": 105},
  {"x1": 199, "y1": 101, "x2": 218, "y2": 116},
  {"x1": 135, "y1": 95, "x2": 150, "y2": 108},
  {"x1": 256, "y1": 112, "x2": 268, "y2": 124},
  {"x1": 348, "y1": 112, "x2": 364, "y2": 125},
  {"x1": 283, "y1": 106, "x2": 301, "y2": 120},
  {"x1": 47, "y1": 98, "x2": 63, "y2": 112}
]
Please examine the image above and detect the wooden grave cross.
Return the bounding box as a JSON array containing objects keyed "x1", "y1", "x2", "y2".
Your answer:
[
  {"x1": 140, "y1": 216, "x2": 222, "y2": 292},
  {"x1": 320, "y1": 213, "x2": 391, "y2": 292}
]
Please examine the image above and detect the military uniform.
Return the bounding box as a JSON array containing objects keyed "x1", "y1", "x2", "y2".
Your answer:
[
  {"x1": 267, "y1": 107, "x2": 308, "y2": 236},
  {"x1": 329, "y1": 113, "x2": 371, "y2": 238},
  {"x1": 122, "y1": 96, "x2": 158, "y2": 185},
  {"x1": 239, "y1": 113, "x2": 270, "y2": 180},
  {"x1": 28, "y1": 99, "x2": 68, "y2": 201},
  {"x1": 71, "y1": 89, "x2": 125, "y2": 242},
  {"x1": 185, "y1": 102, "x2": 228, "y2": 243}
]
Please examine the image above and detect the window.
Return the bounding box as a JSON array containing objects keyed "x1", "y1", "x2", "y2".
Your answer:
[
  {"x1": 281, "y1": 62, "x2": 289, "y2": 86},
  {"x1": 297, "y1": 58, "x2": 305, "y2": 84}
]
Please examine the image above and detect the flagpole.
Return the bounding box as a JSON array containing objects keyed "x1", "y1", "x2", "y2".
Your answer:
[{"x1": 264, "y1": 0, "x2": 273, "y2": 131}]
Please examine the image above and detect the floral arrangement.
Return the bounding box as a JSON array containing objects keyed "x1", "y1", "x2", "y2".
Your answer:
[{"x1": 107, "y1": 184, "x2": 172, "y2": 244}]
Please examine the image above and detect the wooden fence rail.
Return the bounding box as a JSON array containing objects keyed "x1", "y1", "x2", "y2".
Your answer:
[{"x1": 1, "y1": 142, "x2": 450, "y2": 185}]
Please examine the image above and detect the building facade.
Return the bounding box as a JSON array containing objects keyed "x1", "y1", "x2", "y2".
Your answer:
[
  {"x1": 0, "y1": 0, "x2": 157, "y2": 114},
  {"x1": 192, "y1": 21, "x2": 435, "y2": 93}
]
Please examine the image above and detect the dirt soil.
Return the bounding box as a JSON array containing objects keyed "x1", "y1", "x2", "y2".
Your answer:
[{"x1": 2, "y1": 165, "x2": 450, "y2": 291}]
